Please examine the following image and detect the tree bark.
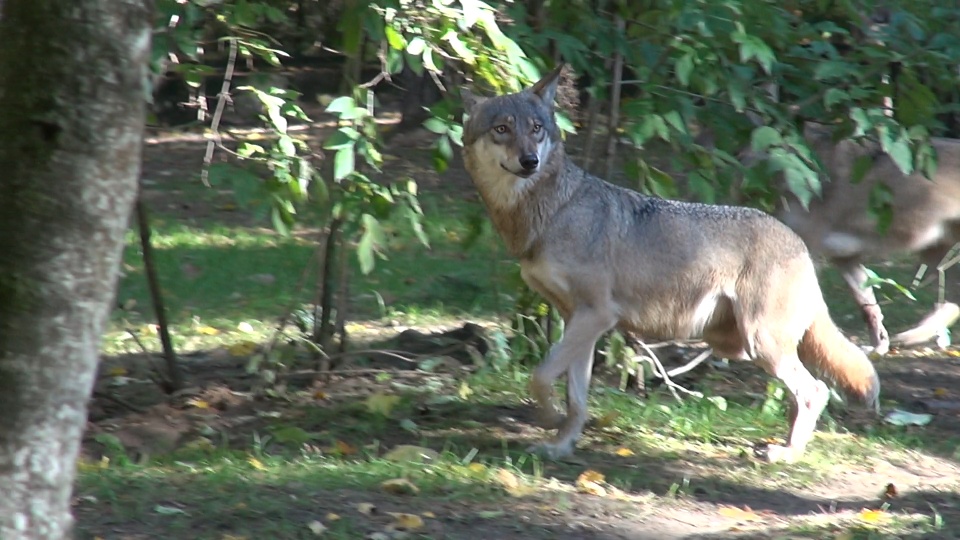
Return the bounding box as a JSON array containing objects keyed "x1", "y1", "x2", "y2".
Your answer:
[{"x1": 0, "y1": 1, "x2": 152, "y2": 538}]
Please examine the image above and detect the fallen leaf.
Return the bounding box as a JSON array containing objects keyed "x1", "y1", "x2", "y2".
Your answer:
[
  {"x1": 718, "y1": 505, "x2": 761, "y2": 522},
  {"x1": 495, "y1": 468, "x2": 535, "y2": 497},
  {"x1": 934, "y1": 387, "x2": 949, "y2": 398},
  {"x1": 381, "y1": 477, "x2": 420, "y2": 495},
  {"x1": 154, "y1": 504, "x2": 188, "y2": 515},
  {"x1": 383, "y1": 445, "x2": 438, "y2": 463},
  {"x1": 365, "y1": 392, "x2": 401, "y2": 416},
  {"x1": 422, "y1": 511, "x2": 436, "y2": 518},
  {"x1": 228, "y1": 341, "x2": 258, "y2": 357},
  {"x1": 576, "y1": 469, "x2": 608, "y2": 496},
  {"x1": 467, "y1": 463, "x2": 487, "y2": 474},
  {"x1": 332, "y1": 439, "x2": 357, "y2": 455},
  {"x1": 186, "y1": 398, "x2": 211, "y2": 409},
  {"x1": 366, "y1": 534, "x2": 389, "y2": 540},
  {"x1": 107, "y1": 366, "x2": 128, "y2": 377},
  {"x1": 577, "y1": 469, "x2": 605, "y2": 484},
  {"x1": 141, "y1": 324, "x2": 159, "y2": 335},
  {"x1": 388, "y1": 512, "x2": 424, "y2": 531},
  {"x1": 883, "y1": 409, "x2": 933, "y2": 426},
  {"x1": 237, "y1": 321, "x2": 255, "y2": 333},
  {"x1": 313, "y1": 390, "x2": 329, "y2": 400},
  {"x1": 197, "y1": 325, "x2": 220, "y2": 336},
  {"x1": 477, "y1": 510, "x2": 505, "y2": 519},
  {"x1": 357, "y1": 502, "x2": 377, "y2": 515},
  {"x1": 615, "y1": 447, "x2": 635, "y2": 457},
  {"x1": 307, "y1": 520, "x2": 327, "y2": 536},
  {"x1": 458, "y1": 381, "x2": 474, "y2": 400},
  {"x1": 594, "y1": 410, "x2": 620, "y2": 428},
  {"x1": 883, "y1": 483, "x2": 898, "y2": 499},
  {"x1": 325, "y1": 512, "x2": 341, "y2": 521},
  {"x1": 247, "y1": 457, "x2": 267, "y2": 470},
  {"x1": 859, "y1": 508, "x2": 889, "y2": 523}
]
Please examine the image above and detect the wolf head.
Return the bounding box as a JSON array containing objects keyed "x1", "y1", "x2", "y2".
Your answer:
[{"x1": 462, "y1": 64, "x2": 563, "y2": 180}]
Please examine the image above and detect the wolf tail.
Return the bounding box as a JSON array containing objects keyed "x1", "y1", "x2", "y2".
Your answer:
[{"x1": 798, "y1": 307, "x2": 880, "y2": 411}]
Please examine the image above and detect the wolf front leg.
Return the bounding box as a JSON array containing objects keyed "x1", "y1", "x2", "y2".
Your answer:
[
  {"x1": 527, "y1": 309, "x2": 615, "y2": 460},
  {"x1": 836, "y1": 260, "x2": 890, "y2": 356},
  {"x1": 758, "y1": 354, "x2": 830, "y2": 464}
]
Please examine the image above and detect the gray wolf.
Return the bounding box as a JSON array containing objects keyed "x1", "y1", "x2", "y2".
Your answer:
[
  {"x1": 774, "y1": 124, "x2": 960, "y2": 355},
  {"x1": 460, "y1": 65, "x2": 880, "y2": 463}
]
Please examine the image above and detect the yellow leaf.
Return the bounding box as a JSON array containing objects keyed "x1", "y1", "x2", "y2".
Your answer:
[
  {"x1": 357, "y1": 502, "x2": 377, "y2": 515},
  {"x1": 141, "y1": 324, "x2": 159, "y2": 335},
  {"x1": 422, "y1": 511, "x2": 436, "y2": 518},
  {"x1": 595, "y1": 410, "x2": 620, "y2": 428},
  {"x1": 615, "y1": 447, "x2": 635, "y2": 457},
  {"x1": 197, "y1": 325, "x2": 220, "y2": 335},
  {"x1": 332, "y1": 440, "x2": 358, "y2": 456},
  {"x1": 107, "y1": 366, "x2": 128, "y2": 377},
  {"x1": 467, "y1": 463, "x2": 487, "y2": 473},
  {"x1": 383, "y1": 445, "x2": 439, "y2": 463},
  {"x1": 718, "y1": 505, "x2": 761, "y2": 522},
  {"x1": 313, "y1": 390, "x2": 329, "y2": 400},
  {"x1": 496, "y1": 468, "x2": 520, "y2": 490},
  {"x1": 381, "y1": 478, "x2": 420, "y2": 495},
  {"x1": 228, "y1": 341, "x2": 258, "y2": 357},
  {"x1": 495, "y1": 468, "x2": 535, "y2": 497},
  {"x1": 325, "y1": 512, "x2": 341, "y2": 521},
  {"x1": 576, "y1": 469, "x2": 608, "y2": 496},
  {"x1": 858, "y1": 508, "x2": 889, "y2": 523},
  {"x1": 306, "y1": 520, "x2": 327, "y2": 536},
  {"x1": 186, "y1": 398, "x2": 210, "y2": 409},
  {"x1": 458, "y1": 381, "x2": 474, "y2": 400},
  {"x1": 365, "y1": 392, "x2": 401, "y2": 416},
  {"x1": 247, "y1": 457, "x2": 266, "y2": 470},
  {"x1": 577, "y1": 469, "x2": 605, "y2": 484},
  {"x1": 934, "y1": 387, "x2": 949, "y2": 397},
  {"x1": 388, "y1": 512, "x2": 425, "y2": 531}
]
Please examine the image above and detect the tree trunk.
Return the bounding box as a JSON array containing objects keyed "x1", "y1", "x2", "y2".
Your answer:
[{"x1": 0, "y1": 1, "x2": 151, "y2": 538}]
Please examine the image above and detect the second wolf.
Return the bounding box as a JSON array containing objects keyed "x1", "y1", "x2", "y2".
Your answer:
[{"x1": 461, "y1": 65, "x2": 879, "y2": 463}]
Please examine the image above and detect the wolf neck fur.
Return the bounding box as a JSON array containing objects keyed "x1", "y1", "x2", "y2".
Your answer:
[{"x1": 465, "y1": 141, "x2": 581, "y2": 259}]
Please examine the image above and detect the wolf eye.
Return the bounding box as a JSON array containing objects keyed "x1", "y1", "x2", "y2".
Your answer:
[
  {"x1": 494, "y1": 125, "x2": 508, "y2": 134},
  {"x1": 533, "y1": 123, "x2": 542, "y2": 133}
]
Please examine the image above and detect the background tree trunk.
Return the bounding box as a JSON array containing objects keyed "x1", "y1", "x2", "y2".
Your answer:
[{"x1": 0, "y1": 1, "x2": 152, "y2": 538}]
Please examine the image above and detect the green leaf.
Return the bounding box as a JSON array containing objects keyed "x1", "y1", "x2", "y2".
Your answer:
[
  {"x1": 326, "y1": 96, "x2": 355, "y2": 114},
  {"x1": 406, "y1": 37, "x2": 426, "y2": 56},
  {"x1": 357, "y1": 214, "x2": 386, "y2": 274},
  {"x1": 324, "y1": 128, "x2": 359, "y2": 150},
  {"x1": 732, "y1": 32, "x2": 775, "y2": 74},
  {"x1": 823, "y1": 88, "x2": 848, "y2": 109},
  {"x1": 334, "y1": 148, "x2": 355, "y2": 181},
  {"x1": 750, "y1": 126, "x2": 782, "y2": 152},
  {"x1": 675, "y1": 53, "x2": 694, "y2": 87},
  {"x1": 384, "y1": 25, "x2": 405, "y2": 50},
  {"x1": 423, "y1": 117, "x2": 448, "y2": 135}
]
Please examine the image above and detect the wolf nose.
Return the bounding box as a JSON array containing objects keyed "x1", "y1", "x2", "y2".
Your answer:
[{"x1": 519, "y1": 153, "x2": 539, "y2": 171}]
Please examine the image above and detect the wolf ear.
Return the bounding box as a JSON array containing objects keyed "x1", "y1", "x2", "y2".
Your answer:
[
  {"x1": 529, "y1": 63, "x2": 565, "y2": 108},
  {"x1": 461, "y1": 88, "x2": 487, "y2": 117}
]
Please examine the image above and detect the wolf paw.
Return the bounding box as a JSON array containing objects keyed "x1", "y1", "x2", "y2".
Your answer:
[{"x1": 753, "y1": 443, "x2": 799, "y2": 464}]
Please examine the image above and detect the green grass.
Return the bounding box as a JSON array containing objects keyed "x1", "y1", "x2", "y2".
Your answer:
[
  {"x1": 76, "y1": 367, "x2": 960, "y2": 538},
  {"x1": 106, "y1": 193, "x2": 511, "y2": 355}
]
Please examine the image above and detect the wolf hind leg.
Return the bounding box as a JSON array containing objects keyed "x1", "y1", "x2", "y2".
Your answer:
[
  {"x1": 756, "y1": 352, "x2": 830, "y2": 464},
  {"x1": 526, "y1": 308, "x2": 615, "y2": 460}
]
